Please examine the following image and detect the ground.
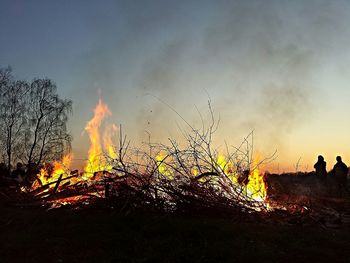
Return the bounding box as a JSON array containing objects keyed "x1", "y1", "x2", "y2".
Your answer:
[{"x1": 0, "y1": 204, "x2": 349, "y2": 263}]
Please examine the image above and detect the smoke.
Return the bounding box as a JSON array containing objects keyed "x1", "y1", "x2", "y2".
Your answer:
[
  {"x1": 70, "y1": 0, "x2": 350, "y2": 161},
  {"x1": 132, "y1": 1, "x2": 321, "y2": 146}
]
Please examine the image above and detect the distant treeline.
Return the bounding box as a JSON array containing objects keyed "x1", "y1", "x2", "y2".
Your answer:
[{"x1": 0, "y1": 67, "x2": 72, "y2": 173}]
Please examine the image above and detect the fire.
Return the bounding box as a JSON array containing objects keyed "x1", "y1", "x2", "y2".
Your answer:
[
  {"x1": 156, "y1": 152, "x2": 172, "y2": 179},
  {"x1": 191, "y1": 167, "x2": 199, "y2": 176},
  {"x1": 246, "y1": 156, "x2": 267, "y2": 201},
  {"x1": 154, "y1": 152, "x2": 267, "y2": 202},
  {"x1": 216, "y1": 154, "x2": 267, "y2": 202},
  {"x1": 32, "y1": 99, "x2": 117, "y2": 189},
  {"x1": 217, "y1": 154, "x2": 237, "y2": 183},
  {"x1": 52, "y1": 153, "x2": 73, "y2": 182},
  {"x1": 83, "y1": 99, "x2": 115, "y2": 179},
  {"x1": 103, "y1": 124, "x2": 118, "y2": 160},
  {"x1": 37, "y1": 166, "x2": 49, "y2": 187},
  {"x1": 36, "y1": 153, "x2": 72, "y2": 188},
  {"x1": 30, "y1": 98, "x2": 269, "y2": 210}
]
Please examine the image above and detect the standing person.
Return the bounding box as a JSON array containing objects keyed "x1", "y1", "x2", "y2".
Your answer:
[
  {"x1": 332, "y1": 156, "x2": 348, "y2": 196},
  {"x1": 0, "y1": 163, "x2": 8, "y2": 184},
  {"x1": 314, "y1": 155, "x2": 327, "y2": 178}
]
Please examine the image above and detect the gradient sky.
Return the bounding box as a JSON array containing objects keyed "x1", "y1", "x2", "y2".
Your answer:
[{"x1": 2, "y1": 0, "x2": 350, "y2": 171}]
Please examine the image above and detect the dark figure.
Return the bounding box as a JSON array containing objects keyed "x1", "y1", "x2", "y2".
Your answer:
[
  {"x1": 314, "y1": 155, "x2": 327, "y2": 178},
  {"x1": 0, "y1": 163, "x2": 8, "y2": 184},
  {"x1": 332, "y1": 156, "x2": 348, "y2": 195},
  {"x1": 11, "y1": 162, "x2": 26, "y2": 183},
  {"x1": 26, "y1": 163, "x2": 40, "y2": 184},
  {"x1": 0, "y1": 162, "x2": 10, "y2": 177}
]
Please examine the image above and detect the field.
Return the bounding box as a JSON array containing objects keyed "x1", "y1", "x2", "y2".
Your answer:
[{"x1": 1, "y1": 203, "x2": 349, "y2": 263}]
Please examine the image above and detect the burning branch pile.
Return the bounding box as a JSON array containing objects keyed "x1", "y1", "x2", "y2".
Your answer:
[
  {"x1": 1, "y1": 73, "x2": 349, "y2": 229},
  {"x1": 22, "y1": 99, "x2": 275, "y2": 214},
  {"x1": 12, "y1": 98, "x2": 350, "y2": 229}
]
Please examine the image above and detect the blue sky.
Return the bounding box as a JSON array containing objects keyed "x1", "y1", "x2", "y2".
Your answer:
[{"x1": 2, "y1": 0, "x2": 350, "y2": 170}]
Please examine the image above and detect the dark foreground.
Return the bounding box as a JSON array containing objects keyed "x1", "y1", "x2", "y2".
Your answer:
[{"x1": 0, "y1": 204, "x2": 349, "y2": 263}]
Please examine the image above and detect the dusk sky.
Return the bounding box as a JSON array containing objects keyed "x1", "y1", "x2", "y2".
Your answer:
[{"x1": 2, "y1": 0, "x2": 350, "y2": 171}]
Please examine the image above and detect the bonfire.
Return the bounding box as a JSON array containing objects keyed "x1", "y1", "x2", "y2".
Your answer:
[
  {"x1": 20, "y1": 99, "x2": 349, "y2": 229},
  {"x1": 24, "y1": 99, "x2": 274, "y2": 213}
]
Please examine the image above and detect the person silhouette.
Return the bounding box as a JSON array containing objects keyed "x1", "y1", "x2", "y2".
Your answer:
[
  {"x1": 11, "y1": 162, "x2": 26, "y2": 183},
  {"x1": 332, "y1": 156, "x2": 348, "y2": 195},
  {"x1": 314, "y1": 155, "x2": 327, "y2": 178}
]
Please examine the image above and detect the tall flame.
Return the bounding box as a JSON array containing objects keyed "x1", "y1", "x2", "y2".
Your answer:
[
  {"x1": 83, "y1": 99, "x2": 113, "y2": 179},
  {"x1": 103, "y1": 124, "x2": 118, "y2": 160}
]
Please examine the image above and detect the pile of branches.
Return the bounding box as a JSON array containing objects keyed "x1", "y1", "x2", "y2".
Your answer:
[
  {"x1": 96, "y1": 104, "x2": 275, "y2": 214},
  {"x1": 19, "y1": 103, "x2": 275, "y2": 215},
  {"x1": 107, "y1": 130, "x2": 269, "y2": 215},
  {"x1": 2, "y1": 100, "x2": 349, "y2": 229}
]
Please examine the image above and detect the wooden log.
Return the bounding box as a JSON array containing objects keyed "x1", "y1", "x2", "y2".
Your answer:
[
  {"x1": 52, "y1": 174, "x2": 63, "y2": 194},
  {"x1": 29, "y1": 173, "x2": 79, "y2": 196}
]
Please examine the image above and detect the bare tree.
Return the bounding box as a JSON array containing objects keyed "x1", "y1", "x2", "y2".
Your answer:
[
  {"x1": 0, "y1": 68, "x2": 72, "y2": 171},
  {"x1": 0, "y1": 68, "x2": 29, "y2": 170},
  {"x1": 0, "y1": 68, "x2": 12, "y2": 163},
  {"x1": 25, "y1": 79, "x2": 72, "y2": 166}
]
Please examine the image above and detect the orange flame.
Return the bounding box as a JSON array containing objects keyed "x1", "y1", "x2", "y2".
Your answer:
[
  {"x1": 246, "y1": 156, "x2": 266, "y2": 201},
  {"x1": 83, "y1": 99, "x2": 111, "y2": 178},
  {"x1": 155, "y1": 151, "x2": 172, "y2": 179},
  {"x1": 32, "y1": 99, "x2": 117, "y2": 191},
  {"x1": 103, "y1": 124, "x2": 118, "y2": 160},
  {"x1": 217, "y1": 154, "x2": 267, "y2": 201},
  {"x1": 35, "y1": 153, "x2": 72, "y2": 188}
]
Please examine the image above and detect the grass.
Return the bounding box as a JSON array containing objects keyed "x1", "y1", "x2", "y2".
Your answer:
[{"x1": 0, "y1": 205, "x2": 349, "y2": 263}]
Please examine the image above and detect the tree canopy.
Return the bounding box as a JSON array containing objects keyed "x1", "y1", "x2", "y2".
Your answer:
[{"x1": 0, "y1": 67, "x2": 72, "y2": 170}]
